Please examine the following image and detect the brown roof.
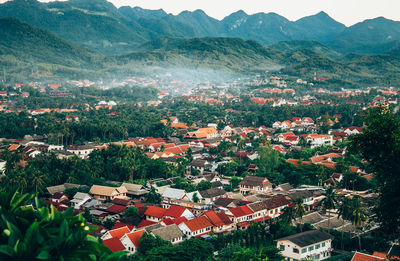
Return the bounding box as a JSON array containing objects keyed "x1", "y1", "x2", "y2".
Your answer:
[
  {"x1": 151, "y1": 224, "x2": 184, "y2": 242},
  {"x1": 89, "y1": 185, "x2": 127, "y2": 197},
  {"x1": 239, "y1": 176, "x2": 271, "y2": 187}
]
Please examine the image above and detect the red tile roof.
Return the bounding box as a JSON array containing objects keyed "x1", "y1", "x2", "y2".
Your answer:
[
  {"x1": 112, "y1": 221, "x2": 135, "y2": 231},
  {"x1": 103, "y1": 237, "x2": 126, "y2": 253},
  {"x1": 351, "y1": 252, "x2": 385, "y2": 261},
  {"x1": 106, "y1": 205, "x2": 127, "y2": 214},
  {"x1": 112, "y1": 198, "x2": 131, "y2": 206},
  {"x1": 229, "y1": 205, "x2": 253, "y2": 218},
  {"x1": 136, "y1": 219, "x2": 157, "y2": 228},
  {"x1": 125, "y1": 230, "x2": 145, "y2": 248},
  {"x1": 204, "y1": 210, "x2": 224, "y2": 227},
  {"x1": 183, "y1": 216, "x2": 212, "y2": 232},
  {"x1": 108, "y1": 226, "x2": 130, "y2": 239},
  {"x1": 204, "y1": 210, "x2": 233, "y2": 227},
  {"x1": 8, "y1": 144, "x2": 20, "y2": 151},
  {"x1": 144, "y1": 206, "x2": 167, "y2": 218},
  {"x1": 164, "y1": 205, "x2": 187, "y2": 218}
]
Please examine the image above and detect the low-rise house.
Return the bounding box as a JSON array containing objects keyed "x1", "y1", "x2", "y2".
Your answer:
[
  {"x1": 121, "y1": 183, "x2": 148, "y2": 197},
  {"x1": 89, "y1": 185, "x2": 128, "y2": 201},
  {"x1": 66, "y1": 145, "x2": 96, "y2": 159},
  {"x1": 203, "y1": 210, "x2": 234, "y2": 233},
  {"x1": 187, "y1": 159, "x2": 211, "y2": 175},
  {"x1": 239, "y1": 176, "x2": 273, "y2": 195},
  {"x1": 162, "y1": 188, "x2": 187, "y2": 204},
  {"x1": 102, "y1": 238, "x2": 126, "y2": 253},
  {"x1": 49, "y1": 192, "x2": 69, "y2": 203},
  {"x1": 276, "y1": 230, "x2": 333, "y2": 261},
  {"x1": 163, "y1": 205, "x2": 195, "y2": 220},
  {"x1": 120, "y1": 230, "x2": 146, "y2": 254},
  {"x1": 144, "y1": 206, "x2": 167, "y2": 222},
  {"x1": 178, "y1": 216, "x2": 213, "y2": 238},
  {"x1": 227, "y1": 205, "x2": 254, "y2": 226},
  {"x1": 248, "y1": 201, "x2": 271, "y2": 223},
  {"x1": 264, "y1": 196, "x2": 292, "y2": 219},
  {"x1": 199, "y1": 188, "x2": 227, "y2": 204},
  {"x1": 151, "y1": 224, "x2": 184, "y2": 244},
  {"x1": 70, "y1": 192, "x2": 92, "y2": 209},
  {"x1": 101, "y1": 226, "x2": 131, "y2": 241}
]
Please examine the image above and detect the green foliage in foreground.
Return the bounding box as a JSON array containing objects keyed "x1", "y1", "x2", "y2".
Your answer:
[
  {"x1": 0, "y1": 191, "x2": 126, "y2": 260},
  {"x1": 349, "y1": 107, "x2": 400, "y2": 237}
]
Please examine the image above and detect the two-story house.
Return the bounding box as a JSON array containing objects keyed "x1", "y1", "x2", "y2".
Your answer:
[
  {"x1": 239, "y1": 176, "x2": 273, "y2": 195},
  {"x1": 89, "y1": 185, "x2": 128, "y2": 201},
  {"x1": 178, "y1": 216, "x2": 213, "y2": 238},
  {"x1": 277, "y1": 230, "x2": 333, "y2": 261}
]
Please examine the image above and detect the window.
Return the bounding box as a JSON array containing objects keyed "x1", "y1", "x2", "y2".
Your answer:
[
  {"x1": 301, "y1": 249, "x2": 307, "y2": 254},
  {"x1": 280, "y1": 245, "x2": 285, "y2": 250},
  {"x1": 293, "y1": 248, "x2": 299, "y2": 253},
  {"x1": 322, "y1": 242, "x2": 326, "y2": 247},
  {"x1": 308, "y1": 246, "x2": 314, "y2": 251},
  {"x1": 315, "y1": 244, "x2": 320, "y2": 249}
]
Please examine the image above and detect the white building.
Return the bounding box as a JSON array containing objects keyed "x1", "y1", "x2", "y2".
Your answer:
[
  {"x1": 277, "y1": 230, "x2": 333, "y2": 261},
  {"x1": 0, "y1": 160, "x2": 6, "y2": 174}
]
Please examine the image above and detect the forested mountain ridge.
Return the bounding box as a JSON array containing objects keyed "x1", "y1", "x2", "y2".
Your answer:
[
  {"x1": 1, "y1": 0, "x2": 400, "y2": 55},
  {"x1": 3, "y1": 16, "x2": 400, "y2": 85}
]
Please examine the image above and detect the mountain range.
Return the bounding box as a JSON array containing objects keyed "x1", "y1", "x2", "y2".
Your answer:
[
  {"x1": 1, "y1": 0, "x2": 400, "y2": 86},
  {"x1": 1, "y1": 0, "x2": 400, "y2": 55}
]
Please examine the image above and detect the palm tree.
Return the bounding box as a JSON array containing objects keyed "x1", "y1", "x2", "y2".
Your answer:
[
  {"x1": 293, "y1": 197, "x2": 306, "y2": 232},
  {"x1": 30, "y1": 169, "x2": 45, "y2": 194},
  {"x1": 337, "y1": 197, "x2": 352, "y2": 249},
  {"x1": 349, "y1": 195, "x2": 367, "y2": 250},
  {"x1": 322, "y1": 186, "x2": 337, "y2": 232},
  {"x1": 281, "y1": 206, "x2": 295, "y2": 225}
]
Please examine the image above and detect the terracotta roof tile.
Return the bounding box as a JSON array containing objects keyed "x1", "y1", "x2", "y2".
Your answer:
[
  {"x1": 183, "y1": 216, "x2": 212, "y2": 232},
  {"x1": 126, "y1": 230, "x2": 145, "y2": 248},
  {"x1": 108, "y1": 226, "x2": 130, "y2": 239},
  {"x1": 164, "y1": 205, "x2": 186, "y2": 218},
  {"x1": 144, "y1": 206, "x2": 167, "y2": 218},
  {"x1": 103, "y1": 238, "x2": 126, "y2": 252}
]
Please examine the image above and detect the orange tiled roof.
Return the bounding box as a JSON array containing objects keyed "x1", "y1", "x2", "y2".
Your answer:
[
  {"x1": 351, "y1": 252, "x2": 385, "y2": 261},
  {"x1": 103, "y1": 238, "x2": 126, "y2": 252},
  {"x1": 183, "y1": 216, "x2": 212, "y2": 232},
  {"x1": 108, "y1": 226, "x2": 130, "y2": 239},
  {"x1": 144, "y1": 206, "x2": 167, "y2": 218},
  {"x1": 126, "y1": 230, "x2": 145, "y2": 248}
]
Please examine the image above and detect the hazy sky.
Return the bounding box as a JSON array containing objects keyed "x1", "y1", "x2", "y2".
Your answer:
[{"x1": 2, "y1": 0, "x2": 400, "y2": 26}]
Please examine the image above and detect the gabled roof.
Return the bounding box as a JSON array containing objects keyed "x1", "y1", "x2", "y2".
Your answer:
[
  {"x1": 162, "y1": 187, "x2": 186, "y2": 199},
  {"x1": 106, "y1": 205, "x2": 127, "y2": 214},
  {"x1": 164, "y1": 205, "x2": 187, "y2": 218},
  {"x1": 144, "y1": 206, "x2": 167, "y2": 218},
  {"x1": 50, "y1": 192, "x2": 68, "y2": 200},
  {"x1": 277, "y1": 230, "x2": 333, "y2": 247},
  {"x1": 108, "y1": 226, "x2": 131, "y2": 239},
  {"x1": 199, "y1": 188, "x2": 226, "y2": 198},
  {"x1": 125, "y1": 230, "x2": 145, "y2": 248},
  {"x1": 151, "y1": 224, "x2": 184, "y2": 242},
  {"x1": 112, "y1": 221, "x2": 135, "y2": 231},
  {"x1": 183, "y1": 216, "x2": 212, "y2": 232},
  {"x1": 229, "y1": 205, "x2": 253, "y2": 217},
  {"x1": 239, "y1": 176, "x2": 271, "y2": 187},
  {"x1": 89, "y1": 185, "x2": 127, "y2": 196},
  {"x1": 162, "y1": 216, "x2": 188, "y2": 226},
  {"x1": 351, "y1": 252, "x2": 385, "y2": 261},
  {"x1": 264, "y1": 195, "x2": 292, "y2": 209},
  {"x1": 204, "y1": 210, "x2": 232, "y2": 227},
  {"x1": 102, "y1": 237, "x2": 126, "y2": 252},
  {"x1": 137, "y1": 219, "x2": 157, "y2": 228}
]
